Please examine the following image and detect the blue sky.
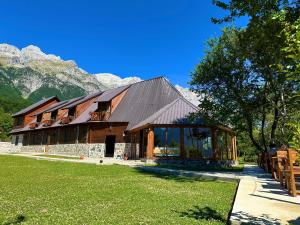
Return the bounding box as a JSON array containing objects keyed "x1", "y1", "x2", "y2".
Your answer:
[{"x1": 0, "y1": 0, "x2": 247, "y2": 87}]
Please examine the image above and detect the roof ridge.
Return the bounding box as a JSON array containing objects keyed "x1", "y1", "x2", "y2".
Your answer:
[
  {"x1": 178, "y1": 96, "x2": 199, "y2": 110},
  {"x1": 129, "y1": 76, "x2": 165, "y2": 86},
  {"x1": 160, "y1": 77, "x2": 185, "y2": 98}
]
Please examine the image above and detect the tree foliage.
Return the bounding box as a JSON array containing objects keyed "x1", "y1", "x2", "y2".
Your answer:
[{"x1": 191, "y1": 0, "x2": 299, "y2": 152}]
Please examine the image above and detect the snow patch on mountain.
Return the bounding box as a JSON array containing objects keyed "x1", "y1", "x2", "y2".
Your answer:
[{"x1": 95, "y1": 73, "x2": 142, "y2": 88}]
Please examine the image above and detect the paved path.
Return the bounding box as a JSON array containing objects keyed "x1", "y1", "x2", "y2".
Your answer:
[{"x1": 230, "y1": 165, "x2": 300, "y2": 225}]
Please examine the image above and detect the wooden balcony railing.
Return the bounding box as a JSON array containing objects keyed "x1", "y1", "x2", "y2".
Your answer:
[
  {"x1": 29, "y1": 122, "x2": 39, "y2": 129},
  {"x1": 43, "y1": 119, "x2": 54, "y2": 127},
  {"x1": 60, "y1": 116, "x2": 74, "y2": 124},
  {"x1": 90, "y1": 111, "x2": 110, "y2": 121}
]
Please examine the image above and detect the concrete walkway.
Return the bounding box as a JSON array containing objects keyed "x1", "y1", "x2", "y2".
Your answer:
[{"x1": 230, "y1": 165, "x2": 300, "y2": 225}]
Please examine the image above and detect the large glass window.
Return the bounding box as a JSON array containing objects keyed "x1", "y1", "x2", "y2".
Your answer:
[
  {"x1": 153, "y1": 128, "x2": 180, "y2": 157},
  {"x1": 217, "y1": 131, "x2": 233, "y2": 160},
  {"x1": 166, "y1": 128, "x2": 180, "y2": 156},
  {"x1": 184, "y1": 128, "x2": 212, "y2": 159},
  {"x1": 78, "y1": 125, "x2": 88, "y2": 143}
]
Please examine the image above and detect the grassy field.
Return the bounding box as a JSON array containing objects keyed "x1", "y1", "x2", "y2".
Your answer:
[{"x1": 0, "y1": 156, "x2": 237, "y2": 225}]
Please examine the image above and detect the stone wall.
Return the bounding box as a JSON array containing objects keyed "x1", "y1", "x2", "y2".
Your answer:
[
  {"x1": 19, "y1": 143, "x2": 106, "y2": 158},
  {"x1": 0, "y1": 142, "x2": 14, "y2": 153}
]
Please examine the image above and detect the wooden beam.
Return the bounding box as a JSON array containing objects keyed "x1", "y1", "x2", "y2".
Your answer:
[
  {"x1": 146, "y1": 127, "x2": 154, "y2": 159},
  {"x1": 75, "y1": 125, "x2": 79, "y2": 144},
  {"x1": 180, "y1": 128, "x2": 185, "y2": 160},
  {"x1": 211, "y1": 128, "x2": 219, "y2": 160}
]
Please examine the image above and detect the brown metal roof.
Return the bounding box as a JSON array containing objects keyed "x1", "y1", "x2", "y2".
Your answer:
[
  {"x1": 45, "y1": 96, "x2": 84, "y2": 113},
  {"x1": 130, "y1": 97, "x2": 199, "y2": 130},
  {"x1": 108, "y1": 77, "x2": 183, "y2": 129},
  {"x1": 95, "y1": 85, "x2": 130, "y2": 102},
  {"x1": 70, "y1": 102, "x2": 98, "y2": 124},
  {"x1": 63, "y1": 91, "x2": 103, "y2": 109},
  {"x1": 12, "y1": 96, "x2": 59, "y2": 117}
]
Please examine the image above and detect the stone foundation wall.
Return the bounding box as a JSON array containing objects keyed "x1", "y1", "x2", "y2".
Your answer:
[
  {"x1": 19, "y1": 143, "x2": 106, "y2": 158},
  {"x1": 0, "y1": 142, "x2": 15, "y2": 153},
  {"x1": 17, "y1": 142, "x2": 138, "y2": 159}
]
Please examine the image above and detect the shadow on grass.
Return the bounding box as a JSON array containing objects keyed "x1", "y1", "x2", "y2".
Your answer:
[
  {"x1": 135, "y1": 167, "x2": 218, "y2": 183},
  {"x1": 175, "y1": 206, "x2": 226, "y2": 222},
  {"x1": 3, "y1": 214, "x2": 26, "y2": 225}
]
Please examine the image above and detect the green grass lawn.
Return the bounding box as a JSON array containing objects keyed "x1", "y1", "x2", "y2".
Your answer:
[
  {"x1": 34, "y1": 154, "x2": 80, "y2": 160},
  {"x1": 0, "y1": 155, "x2": 237, "y2": 225}
]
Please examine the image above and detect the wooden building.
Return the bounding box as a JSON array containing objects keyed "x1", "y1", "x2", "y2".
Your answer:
[{"x1": 11, "y1": 77, "x2": 237, "y2": 162}]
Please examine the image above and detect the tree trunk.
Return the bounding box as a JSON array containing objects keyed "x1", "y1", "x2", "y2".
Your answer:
[{"x1": 270, "y1": 103, "x2": 279, "y2": 146}]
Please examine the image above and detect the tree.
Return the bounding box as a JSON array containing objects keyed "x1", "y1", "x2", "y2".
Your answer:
[{"x1": 191, "y1": 1, "x2": 299, "y2": 152}]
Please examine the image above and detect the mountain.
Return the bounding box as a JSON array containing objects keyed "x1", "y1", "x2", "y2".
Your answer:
[
  {"x1": 0, "y1": 44, "x2": 106, "y2": 102},
  {"x1": 95, "y1": 73, "x2": 142, "y2": 88}
]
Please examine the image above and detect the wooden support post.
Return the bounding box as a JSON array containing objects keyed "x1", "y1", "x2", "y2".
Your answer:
[
  {"x1": 180, "y1": 128, "x2": 185, "y2": 160},
  {"x1": 75, "y1": 125, "x2": 79, "y2": 144},
  {"x1": 147, "y1": 127, "x2": 154, "y2": 159},
  {"x1": 231, "y1": 135, "x2": 235, "y2": 160},
  {"x1": 211, "y1": 128, "x2": 218, "y2": 160},
  {"x1": 57, "y1": 128, "x2": 60, "y2": 145},
  {"x1": 87, "y1": 125, "x2": 90, "y2": 143},
  {"x1": 234, "y1": 136, "x2": 238, "y2": 160}
]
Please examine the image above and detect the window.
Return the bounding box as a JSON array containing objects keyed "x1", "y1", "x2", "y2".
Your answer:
[
  {"x1": 23, "y1": 133, "x2": 28, "y2": 146},
  {"x1": 68, "y1": 107, "x2": 76, "y2": 117},
  {"x1": 14, "y1": 117, "x2": 24, "y2": 126},
  {"x1": 98, "y1": 102, "x2": 110, "y2": 113},
  {"x1": 15, "y1": 135, "x2": 19, "y2": 146},
  {"x1": 51, "y1": 111, "x2": 58, "y2": 120},
  {"x1": 49, "y1": 129, "x2": 57, "y2": 145},
  {"x1": 59, "y1": 126, "x2": 77, "y2": 144},
  {"x1": 36, "y1": 114, "x2": 43, "y2": 123},
  {"x1": 78, "y1": 125, "x2": 88, "y2": 143},
  {"x1": 42, "y1": 131, "x2": 48, "y2": 145},
  {"x1": 216, "y1": 130, "x2": 233, "y2": 160},
  {"x1": 184, "y1": 128, "x2": 212, "y2": 159},
  {"x1": 153, "y1": 128, "x2": 180, "y2": 157}
]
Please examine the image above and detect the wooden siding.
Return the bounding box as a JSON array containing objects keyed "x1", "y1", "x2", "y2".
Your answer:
[
  {"x1": 89, "y1": 123, "x2": 128, "y2": 143},
  {"x1": 111, "y1": 89, "x2": 128, "y2": 113},
  {"x1": 75, "y1": 97, "x2": 97, "y2": 118}
]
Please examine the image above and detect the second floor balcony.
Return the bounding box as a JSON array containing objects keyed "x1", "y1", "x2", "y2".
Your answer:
[
  {"x1": 61, "y1": 116, "x2": 74, "y2": 125},
  {"x1": 29, "y1": 122, "x2": 40, "y2": 129},
  {"x1": 90, "y1": 111, "x2": 110, "y2": 121},
  {"x1": 43, "y1": 119, "x2": 54, "y2": 127}
]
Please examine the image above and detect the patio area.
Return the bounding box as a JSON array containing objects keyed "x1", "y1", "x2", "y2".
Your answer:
[{"x1": 230, "y1": 165, "x2": 300, "y2": 225}]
